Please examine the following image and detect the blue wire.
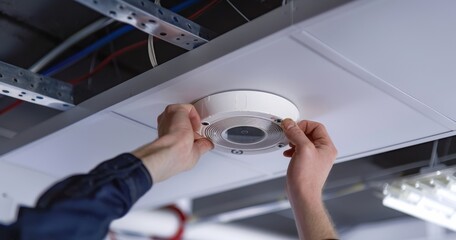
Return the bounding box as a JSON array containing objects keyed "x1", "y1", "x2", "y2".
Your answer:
[
  {"x1": 41, "y1": 0, "x2": 204, "y2": 76},
  {"x1": 41, "y1": 25, "x2": 134, "y2": 76},
  {"x1": 171, "y1": 0, "x2": 203, "y2": 12}
]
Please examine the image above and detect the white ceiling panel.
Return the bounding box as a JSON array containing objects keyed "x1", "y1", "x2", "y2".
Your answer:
[
  {"x1": 1, "y1": 112, "x2": 156, "y2": 178},
  {"x1": 113, "y1": 34, "x2": 449, "y2": 174},
  {"x1": 304, "y1": 0, "x2": 456, "y2": 122}
]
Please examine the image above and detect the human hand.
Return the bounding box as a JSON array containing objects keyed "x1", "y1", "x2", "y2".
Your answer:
[
  {"x1": 132, "y1": 104, "x2": 213, "y2": 183},
  {"x1": 281, "y1": 119, "x2": 337, "y2": 201}
]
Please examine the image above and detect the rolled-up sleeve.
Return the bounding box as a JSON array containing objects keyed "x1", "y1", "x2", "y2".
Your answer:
[{"x1": 0, "y1": 153, "x2": 153, "y2": 240}]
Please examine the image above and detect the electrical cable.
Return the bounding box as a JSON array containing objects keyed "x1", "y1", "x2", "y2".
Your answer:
[
  {"x1": 2, "y1": 18, "x2": 114, "y2": 115},
  {"x1": 76, "y1": 0, "x2": 221, "y2": 82},
  {"x1": 226, "y1": 0, "x2": 250, "y2": 22},
  {"x1": 29, "y1": 18, "x2": 115, "y2": 73},
  {"x1": 68, "y1": 40, "x2": 148, "y2": 85},
  {"x1": 151, "y1": 205, "x2": 187, "y2": 240},
  {"x1": 148, "y1": 36, "x2": 159, "y2": 68},
  {"x1": 170, "y1": 0, "x2": 203, "y2": 13},
  {"x1": 147, "y1": 0, "x2": 222, "y2": 66},
  {"x1": 0, "y1": 0, "x2": 221, "y2": 115},
  {"x1": 188, "y1": 0, "x2": 221, "y2": 19},
  {"x1": 108, "y1": 205, "x2": 187, "y2": 240},
  {"x1": 40, "y1": 0, "x2": 205, "y2": 77},
  {"x1": 40, "y1": 25, "x2": 135, "y2": 76},
  {"x1": 0, "y1": 100, "x2": 23, "y2": 115}
]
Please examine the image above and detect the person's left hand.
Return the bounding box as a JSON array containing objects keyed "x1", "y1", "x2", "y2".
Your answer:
[{"x1": 132, "y1": 104, "x2": 213, "y2": 183}]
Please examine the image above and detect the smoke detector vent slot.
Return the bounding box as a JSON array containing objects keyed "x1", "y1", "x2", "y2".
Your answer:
[{"x1": 194, "y1": 90, "x2": 299, "y2": 155}]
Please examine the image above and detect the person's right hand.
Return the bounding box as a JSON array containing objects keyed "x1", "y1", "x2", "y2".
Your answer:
[{"x1": 281, "y1": 119, "x2": 337, "y2": 201}]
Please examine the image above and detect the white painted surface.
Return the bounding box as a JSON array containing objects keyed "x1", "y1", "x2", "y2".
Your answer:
[{"x1": 305, "y1": 0, "x2": 456, "y2": 122}]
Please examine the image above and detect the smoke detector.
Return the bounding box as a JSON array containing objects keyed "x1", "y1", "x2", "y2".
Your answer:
[{"x1": 193, "y1": 91, "x2": 299, "y2": 155}]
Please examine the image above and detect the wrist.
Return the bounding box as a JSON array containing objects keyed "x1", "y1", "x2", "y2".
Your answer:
[
  {"x1": 132, "y1": 137, "x2": 175, "y2": 183},
  {"x1": 286, "y1": 179, "x2": 323, "y2": 205}
]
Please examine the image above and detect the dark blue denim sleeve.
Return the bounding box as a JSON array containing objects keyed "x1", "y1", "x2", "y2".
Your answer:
[{"x1": 0, "y1": 153, "x2": 153, "y2": 240}]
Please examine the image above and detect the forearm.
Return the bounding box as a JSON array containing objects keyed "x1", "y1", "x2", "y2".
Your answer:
[
  {"x1": 288, "y1": 186, "x2": 338, "y2": 240},
  {"x1": 3, "y1": 153, "x2": 152, "y2": 240}
]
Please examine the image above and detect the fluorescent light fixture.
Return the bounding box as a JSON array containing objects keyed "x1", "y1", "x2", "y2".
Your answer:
[{"x1": 383, "y1": 168, "x2": 456, "y2": 231}]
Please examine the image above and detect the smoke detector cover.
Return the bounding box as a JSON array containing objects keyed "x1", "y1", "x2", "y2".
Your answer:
[{"x1": 194, "y1": 91, "x2": 299, "y2": 155}]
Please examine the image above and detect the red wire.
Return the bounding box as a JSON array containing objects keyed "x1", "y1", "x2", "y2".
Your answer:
[
  {"x1": 188, "y1": 0, "x2": 221, "y2": 19},
  {"x1": 0, "y1": 0, "x2": 222, "y2": 115},
  {"x1": 68, "y1": 40, "x2": 148, "y2": 85},
  {"x1": 150, "y1": 205, "x2": 187, "y2": 240},
  {"x1": 69, "y1": 0, "x2": 221, "y2": 85},
  {"x1": 0, "y1": 100, "x2": 23, "y2": 115}
]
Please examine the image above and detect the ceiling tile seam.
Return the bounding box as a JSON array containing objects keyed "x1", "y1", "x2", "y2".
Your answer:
[
  {"x1": 335, "y1": 131, "x2": 455, "y2": 164},
  {"x1": 109, "y1": 111, "x2": 157, "y2": 131},
  {"x1": 289, "y1": 30, "x2": 456, "y2": 130}
]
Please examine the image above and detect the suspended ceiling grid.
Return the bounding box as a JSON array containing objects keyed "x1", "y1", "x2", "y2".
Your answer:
[{"x1": 1, "y1": 0, "x2": 456, "y2": 208}]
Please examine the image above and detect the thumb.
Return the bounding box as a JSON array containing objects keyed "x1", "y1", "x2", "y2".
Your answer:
[
  {"x1": 193, "y1": 138, "x2": 214, "y2": 158},
  {"x1": 281, "y1": 119, "x2": 312, "y2": 147}
]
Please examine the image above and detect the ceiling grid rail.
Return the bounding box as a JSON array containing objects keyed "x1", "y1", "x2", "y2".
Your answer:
[
  {"x1": 75, "y1": 0, "x2": 216, "y2": 50},
  {"x1": 0, "y1": 61, "x2": 74, "y2": 111}
]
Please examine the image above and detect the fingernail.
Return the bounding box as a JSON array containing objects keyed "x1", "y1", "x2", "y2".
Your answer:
[{"x1": 281, "y1": 118, "x2": 295, "y2": 130}]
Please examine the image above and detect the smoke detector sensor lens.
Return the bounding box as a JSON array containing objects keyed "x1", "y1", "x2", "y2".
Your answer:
[
  {"x1": 193, "y1": 90, "x2": 299, "y2": 155},
  {"x1": 223, "y1": 126, "x2": 266, "y2": 144}
]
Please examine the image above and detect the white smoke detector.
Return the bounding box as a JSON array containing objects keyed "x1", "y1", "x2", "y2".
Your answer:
[{"x1": 193, "y1": 90, "x2": 300, "y2": 155}]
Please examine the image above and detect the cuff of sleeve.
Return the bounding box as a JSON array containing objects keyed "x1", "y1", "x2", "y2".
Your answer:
[
  {"x1": 119, "y1": 153, "x2": 153, "y2": 202},
  {"x1": 88, "y1": 153, "x2": 153, "y2": 202}
]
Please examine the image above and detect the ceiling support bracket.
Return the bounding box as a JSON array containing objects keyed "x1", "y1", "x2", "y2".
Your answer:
[
  {"x1": 75, "y1": 0, "x2": 216, "y2": 50},
  {"x1": 0, "y1": 61, "x2": 74, "y2": 111}
]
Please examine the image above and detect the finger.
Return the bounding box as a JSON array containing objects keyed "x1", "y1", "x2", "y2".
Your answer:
[
  {"x1": 283, "y1": 148, "x2": 295, "y2": 157},
  {"x1": 188, "y1": 105, "x2": 202, "y2": 132},
  {"x1": 297, "y1": 120, "x2": 335, "y2": 149},
  {"x1": 281, "y1": 119, "x2": 312, "y2": 147},
  {"x1": 165, "y1": 105, "x2": 195, "y2": 133},
  {"x1": 192, "y1": 138, "x2": 214, "y2": 159}
]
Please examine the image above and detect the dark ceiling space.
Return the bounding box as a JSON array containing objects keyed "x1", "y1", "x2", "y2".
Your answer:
[{"x1": 0, "y1": 0, "x2": 283, "y2": 142}]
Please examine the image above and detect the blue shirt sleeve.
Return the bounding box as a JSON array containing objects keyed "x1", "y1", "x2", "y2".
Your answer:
[{"x1": 0, "y1": 153, "x2": 153, "y2": 240}]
